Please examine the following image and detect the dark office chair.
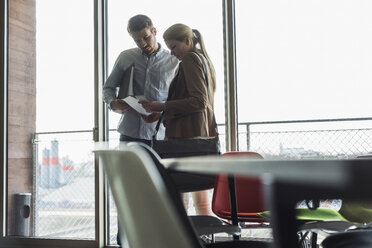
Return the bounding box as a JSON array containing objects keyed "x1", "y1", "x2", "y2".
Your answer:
[
  {"x1": 320, "y1": 154, "x2": 372, "y2": 248},
  {"x1": 96, "y1": 143, "x2": 271, "y2": 248},
  {"x1": 321, "y1": 229, "x2": 372, "y2": 248},
  {"x1": 127, "y1": 142, "x2": 240, "y2": 237},
  {"x1": 320, "y1": 201, "x2": 372, "y2": 247}
]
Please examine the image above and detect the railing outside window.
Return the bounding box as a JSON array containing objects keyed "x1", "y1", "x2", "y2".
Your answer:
[
  {"x1": 32, "y1": 131, "x2": 96, "y2": 239},
  {"x1": 234, "y1": 117, "x2": 372, "y2": 159}
]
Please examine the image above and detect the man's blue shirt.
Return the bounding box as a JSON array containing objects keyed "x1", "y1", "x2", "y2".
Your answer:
[{"x1": 103, "y1": 44, "x2": 179, "y2": 140}]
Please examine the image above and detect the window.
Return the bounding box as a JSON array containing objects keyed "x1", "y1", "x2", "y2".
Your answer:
[
  {"x1": 7, "y1": 0, "x2": 95, "y2": 239},
  {"x1": 235, "y1": 0, "x2": 372, "y2": 158}
]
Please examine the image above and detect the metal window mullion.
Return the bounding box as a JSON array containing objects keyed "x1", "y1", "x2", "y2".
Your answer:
[
  {"x1": 0, "y1": 0, "x2": 8, "y2": 239},
  {"x1": 223, "y1": 0, "x2": 238, "y2": 152},
  {"x1": 246, "y1": 124, "x2": 250, "y2": 151},
  {"x1": 94, "y1": 0, "x2": 108, "y2": 247}
]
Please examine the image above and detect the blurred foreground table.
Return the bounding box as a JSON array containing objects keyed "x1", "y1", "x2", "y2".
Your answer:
[{"x1": 163, "y1": 156, "x2": 372, "y2": 248}]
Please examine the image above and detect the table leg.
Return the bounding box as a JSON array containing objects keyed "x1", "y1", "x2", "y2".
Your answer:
[
  {"x1": 266, "y1": 180, "x2": 299, "y2": 248},
  {"x1": 228, "y1": 175, "x2": 240, "y2": 240}
]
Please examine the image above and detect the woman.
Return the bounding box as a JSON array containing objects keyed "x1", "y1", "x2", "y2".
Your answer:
[{"x1": 140, "y1": 23, "x2": 217, "y2": 215}]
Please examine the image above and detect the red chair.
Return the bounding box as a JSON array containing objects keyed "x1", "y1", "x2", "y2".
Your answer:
[{"x1": 212, "y1": 152, "x2": 268, "y2": 227}]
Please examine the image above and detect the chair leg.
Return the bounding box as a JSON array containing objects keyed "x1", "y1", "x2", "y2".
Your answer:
[
  {"x1": 298, "y1": 231, "x2": 311, "y2": 248},
  {"x1": 227, "y1": 176, "x2": 240, "y2": 240},
  {"x1": 311, "y1": 232, "x2": 318, "y2": 248},
  {"x1": 201, "y1": 235, "x2": 212, "y2": 244}
]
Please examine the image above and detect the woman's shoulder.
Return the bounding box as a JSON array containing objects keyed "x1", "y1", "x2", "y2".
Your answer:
[
  {"x1": 184, "y1": 51, "x2": 203, "y2": 59},
  {"x1": 182, "y1": 52, "x2": 204, "y2": 66}
]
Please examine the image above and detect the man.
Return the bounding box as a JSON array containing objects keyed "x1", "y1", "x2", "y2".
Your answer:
[
  {"x1": 103, "y1": 14, "x2": 179, "y2": 146},
  {"x1": 102, "y1": 15, "x2": 178, "y2": 246}
]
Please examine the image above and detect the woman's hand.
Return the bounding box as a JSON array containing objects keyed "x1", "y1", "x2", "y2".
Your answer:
[
  {"x1": 139, "y1": 101, "x2": 165, "y2": 113},
  {"x1": 141, "y1": 113, "x2": 161, "y2": 123}
]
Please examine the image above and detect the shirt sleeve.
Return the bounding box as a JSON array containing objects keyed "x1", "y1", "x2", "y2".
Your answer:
[
  {"x1": 165, "y1": 53, "x2": 208, "y2": 119},
  {"x1": 103, "y1": 53, "x2": 125, "y2": 106}
]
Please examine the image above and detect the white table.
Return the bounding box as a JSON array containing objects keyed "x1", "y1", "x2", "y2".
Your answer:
[{"x1": 163, "y1": 156, "x2": 372, "y2": 248}]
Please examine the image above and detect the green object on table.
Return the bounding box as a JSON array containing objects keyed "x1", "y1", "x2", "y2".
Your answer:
[
  {"x1": 257, "y1": 208, "x2": 348, "y2": 222},
  {"x1": 258, "y1": 203, "x2": 372, "y2": 225},
  {"x1": 338, "y1": 201, "x2": 372, "y2": 224},
  {"x1": 296, "y1": 208, "x2": 348, "y2": 221}
]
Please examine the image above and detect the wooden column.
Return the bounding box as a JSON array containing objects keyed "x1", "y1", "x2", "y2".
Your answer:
[{"x1": 7, "y1": 0, "x2": 36, "y2": 235}]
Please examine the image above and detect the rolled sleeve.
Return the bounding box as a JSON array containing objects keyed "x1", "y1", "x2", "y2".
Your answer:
[{"x1": 103, "y1": 55, "x2": 126, "y2": 106}]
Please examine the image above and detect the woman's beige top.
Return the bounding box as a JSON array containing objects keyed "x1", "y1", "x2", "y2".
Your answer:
[{"x1": 164, "y1": 52, "x2": 217, "y2": 138}]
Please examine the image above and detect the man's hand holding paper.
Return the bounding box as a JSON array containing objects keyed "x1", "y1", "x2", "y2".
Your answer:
[
  {"x1": 110, "y1": 99, "x2": 131, "y2": 114},
  {"x1": 122, "y1": 96, "x2": 151, "y2": 116}
]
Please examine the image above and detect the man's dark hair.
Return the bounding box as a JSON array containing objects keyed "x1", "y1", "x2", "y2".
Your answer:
[{"x1": 127, "y1": 15, "x2": 153, "y2": 33}]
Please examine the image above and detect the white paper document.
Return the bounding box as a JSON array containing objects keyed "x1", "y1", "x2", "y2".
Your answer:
[{"x1": 122, "y1": 96, "x2": 150, "y2": 116}]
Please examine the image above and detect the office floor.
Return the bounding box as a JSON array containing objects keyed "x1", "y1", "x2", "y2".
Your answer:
[
  {"x1": 186, "y1": 190, "x2": 274, "y2": 242},
  {"x1": 119, "y1": 190, "x2": 336, "y2": 247},
  {"x1": 183, "y1": 191, "x2": 333, "y2": 247}
]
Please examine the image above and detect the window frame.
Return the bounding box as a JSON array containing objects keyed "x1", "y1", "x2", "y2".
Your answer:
[{"x1": 0, "y1": 0, "x2": 8, "y2": 240}]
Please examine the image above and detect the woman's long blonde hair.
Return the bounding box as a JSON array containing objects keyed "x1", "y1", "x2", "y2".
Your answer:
[{"x1": 163, "y1": 23, "x2": 216, "y2": 92}]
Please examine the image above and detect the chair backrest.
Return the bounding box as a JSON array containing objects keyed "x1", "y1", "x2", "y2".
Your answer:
[
  {"x1": 126, "y1": 142, "x2": 210, "y2": 233},
  {"x1": 212, "y1": 151, "x2": 266, "y2": 222},
  {"x1": 94, "y1": 144, "x2": 202, "y2": 248}
]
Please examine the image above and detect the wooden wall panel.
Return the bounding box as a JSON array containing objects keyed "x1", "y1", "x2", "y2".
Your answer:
[{"x1": 8, "y1": 0, "x2": 36, "y2": 235}]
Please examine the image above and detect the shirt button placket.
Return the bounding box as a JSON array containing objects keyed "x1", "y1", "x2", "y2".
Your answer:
[{"x1": 145, "y1": 58, "x2": 152, "y2": 100}]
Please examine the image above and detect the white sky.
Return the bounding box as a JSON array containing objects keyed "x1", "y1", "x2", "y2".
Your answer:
[
  {"x1": 35, "y1": 0, "x2": 372, "y2": 132},
  {"x1": 236, "y1": 0, "x2": 372, "y2": 123}
]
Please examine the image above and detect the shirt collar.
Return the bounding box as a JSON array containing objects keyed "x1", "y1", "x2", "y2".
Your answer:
[{"x1": 142, "y1": 43, "x2": 164, "y2": 58}]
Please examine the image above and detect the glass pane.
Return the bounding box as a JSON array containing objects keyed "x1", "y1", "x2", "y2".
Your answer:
[
  {"x1": 107, "y1": 0, "x2": 224, "y2": 244},
  {"x1": 7, "y1": 0, "x2": 95, "y2": 239},
  {"x1": 235, "y1": 0, "x2": 372, "y2": 157}
]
